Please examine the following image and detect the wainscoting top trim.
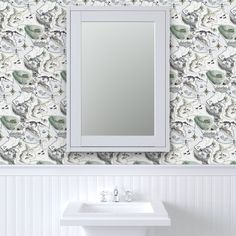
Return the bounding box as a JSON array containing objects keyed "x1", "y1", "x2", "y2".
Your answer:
[{"x1": 0, "y1": 165, "x2": 236, "y2": 176}]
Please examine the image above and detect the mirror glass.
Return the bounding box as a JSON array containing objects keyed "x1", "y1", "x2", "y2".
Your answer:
[{"x1": 81, "y1": 22, "x2": 155, "y2": 136}]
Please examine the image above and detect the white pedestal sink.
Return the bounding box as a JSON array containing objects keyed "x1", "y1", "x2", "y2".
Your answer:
[
  {"x1": 83, "y1": 226, "x2": 147, "y2": 236},
  {"x1": 61, "y1": 201, "x2": 170, "y2": 236}
]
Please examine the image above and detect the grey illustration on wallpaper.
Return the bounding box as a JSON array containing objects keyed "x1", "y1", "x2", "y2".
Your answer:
[{"x1": 0, "y1": 0, "x2": 235, "y2": 165}]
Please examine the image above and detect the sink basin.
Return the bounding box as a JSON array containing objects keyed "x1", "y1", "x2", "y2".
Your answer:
[
  {"x1": 61, "y1": 201, "x2": 170, "y2": 227},
  {"x1": 79, "y1": 202, "x2": 154, "y2": 214}
]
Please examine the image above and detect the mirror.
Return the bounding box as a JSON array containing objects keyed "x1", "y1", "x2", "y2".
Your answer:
[
  {"x1": 81, "y1": 22, "x2": 154, "y2": 136},
  {"x1": 67, "y1": 7, "x2": 170, "y2": 152}
]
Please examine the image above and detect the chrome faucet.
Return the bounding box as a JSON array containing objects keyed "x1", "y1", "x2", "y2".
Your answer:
[{"x1": 113, "y1": 188, "x2": 119, "y2": 202}]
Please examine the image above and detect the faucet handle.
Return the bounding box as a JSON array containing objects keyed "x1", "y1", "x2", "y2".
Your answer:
[
  {"x1": 125, "y1": 190, "x2": 133, "y2": 202},
  {"x1": 100, "y1": 191, "x2": 108, "y2": 202}
]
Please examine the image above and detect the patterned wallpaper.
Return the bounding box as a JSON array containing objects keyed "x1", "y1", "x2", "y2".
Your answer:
[{"x1": 0, "y1": 0, "x2": 236, "y2": 165}]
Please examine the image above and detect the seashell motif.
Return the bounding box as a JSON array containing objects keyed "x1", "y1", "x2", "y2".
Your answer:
[
  {"x1": 12, "y1": 70, "x2": 32, "y2": 85},
  {"x1": 170, "y1": 25, "x2": 190, "y2": 40},
  {"x1": 194, "y1": 115, "x2": 214, "y2": 131},
  {"x1": 48, "y1": 116, "x2": 66, "y2": 131},
  {"x1": 0, "y1": 116, "x2": 20, "y2": 130},
  {"x1": 218, "y1": 25, "x2": 236, "y2": 40},
  {"x1": 206, "y1": 70, "x2": 225, "y2": 85},
  {"x1": 25, "y1": 25, "x2": 43, "y2": 40}
]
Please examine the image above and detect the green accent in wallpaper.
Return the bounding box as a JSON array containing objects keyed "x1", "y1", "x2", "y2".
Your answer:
[{"x1": 0, "y1": 0, "x2": 236, "y2": 165}]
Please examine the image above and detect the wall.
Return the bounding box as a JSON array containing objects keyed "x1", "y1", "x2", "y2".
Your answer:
[
  {"x1": 0, "y1": 166, "x2": 236, "y2": 236},
  {"x1": 0, "y1": 0, "x2": 236, "y2": 165}
]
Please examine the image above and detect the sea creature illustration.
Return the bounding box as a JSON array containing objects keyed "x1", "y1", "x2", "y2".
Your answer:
[
  {"x1": 181, "y1": 7, "x2": 202, "y2": 31},
  {"x1": 36, "y1": 6, "x2": 58, "y2": 30},
  {"x1": 170, "y1": 52, "x2": 189, "y2": 76},
  {"x1": 0, "y1": 0, "x2": 236, "y2": 165},
  {"x1": 97, "y1": 153, "x2": 113, "y2": 164},
  {"x1": 218, "y1": 53, "x2": 236, "y2": 76},
  {"x1": 0, "y1": 142, "x2": 21, "y2": 164},
  {"x1": 194, "y1": 141, "x2": 215, "y2": 164},
  {"x1": 48, "y1": 144, "x2": 66, "y2": 164}
]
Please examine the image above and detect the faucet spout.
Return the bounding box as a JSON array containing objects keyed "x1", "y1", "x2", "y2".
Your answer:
[{"x1": 113, "y1": 188, "x2": 119, "y2": 202}]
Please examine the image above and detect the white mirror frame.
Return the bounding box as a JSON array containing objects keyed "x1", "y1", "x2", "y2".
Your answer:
[{"x1": 67, "y1": 7, "x2": 170, "y2": 152}]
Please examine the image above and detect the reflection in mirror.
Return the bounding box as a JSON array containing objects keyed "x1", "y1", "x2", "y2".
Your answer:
[{"x1": 81, "y1": 22, "x2": 155, "y2": 136}]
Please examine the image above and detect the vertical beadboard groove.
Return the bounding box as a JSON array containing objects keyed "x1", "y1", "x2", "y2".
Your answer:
[
  {"x1": 6, "y1": 176, "x2": 16, "y2": 236},
  {"x1": 207, "y1": 176, "x2": 212, "y2": 236},
  {"x1": 160, "y1": 176, "x2": 166, "y2": 202},
  {"x1": 0, "y1": 170, "x2": 236, "y2": 236},
  {"x1": 211, "y1": 176, "x2": 216, "y2": 236},
  {"x1": 233, "y1": 176, "x2": 235, "y2": 236},
  {"x1": 230, "y1": 176, "x2": 233, "y2": 236},
  {"x1": 192, "y1": 176, "x2": 197, "y2": 236},
  {"x1": 218, "y1": 176, "x2": 224, "y2": 236},
  {"x1": 15, "y1": 177, "x2": 18, "y2": 236},
  {"x1": 175, "y1": 176, "x2": 184, "y2": 236},
  {"x1": 60, "y1": 176, "x2": 69, "y2": 236},
  {"x1": 42, "y1": 176, "x2": 48, "y2": 236},
  {"x1": 140, "y1": 176, "x2": 148, "y2": 201},
  {"x1": 171, "y1": 176, "x2": 177, "y2": 236},
  {"x1": 123, "y1": 176, "x2": 132, "y2": 194},
  {"x1": 52, "y1": 176, "x2": 58, "y2": 236},
  {"x1": 58, "y1": 176, "x2": 62, "y2": 236},
  {"x1": 25, "y1": 176, "x2": 31, "y2": 236},
  {"x1": 87, "y1": 176, "x2": 96, "y2": 202},
  {"x1": 0, "y1": 177, "x2": 7, "y2": 236},
  {"x1": 150, "y1": 176, "x2": 156, "y2": 202},
  {"x1": 15, "y1": 176, "x2": 24, "y2": 236},
  {"x1": 226, "y1": 176, "x2": 231, "y2": 236},
  {"x1": 68, "y1": 177, "x2": 76, "y2": 236},
  {"x1": 96, "y1": 176, "x2": 105, "y2": 200},
  {"x1": 133, "y1": 175, "x2": 141, "y2": 201},
  {"x1": 32, "y1": 177, "x2": 35, "y2": 236},
  {"x1": 34, "y1": 176, "x2": 41, "y2": 236}
]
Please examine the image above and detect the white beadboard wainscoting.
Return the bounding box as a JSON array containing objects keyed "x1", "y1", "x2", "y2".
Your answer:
[{"x1": 0, "y1": 165, "x2": 235, "y2": 236}]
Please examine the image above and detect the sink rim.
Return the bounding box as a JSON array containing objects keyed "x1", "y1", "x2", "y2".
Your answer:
[{"x1": 61, "y1": 201, "x2": 171, "y2": 227}]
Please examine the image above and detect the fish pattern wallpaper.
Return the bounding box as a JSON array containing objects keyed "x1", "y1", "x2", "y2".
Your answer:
[{"x1": 0, "y1": 0, "x2": 236, "y2": 165}]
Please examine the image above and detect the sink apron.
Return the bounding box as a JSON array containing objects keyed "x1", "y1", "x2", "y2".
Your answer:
[{"x1": 82, "y1": 226, "x2": 148, "y2": 236}]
